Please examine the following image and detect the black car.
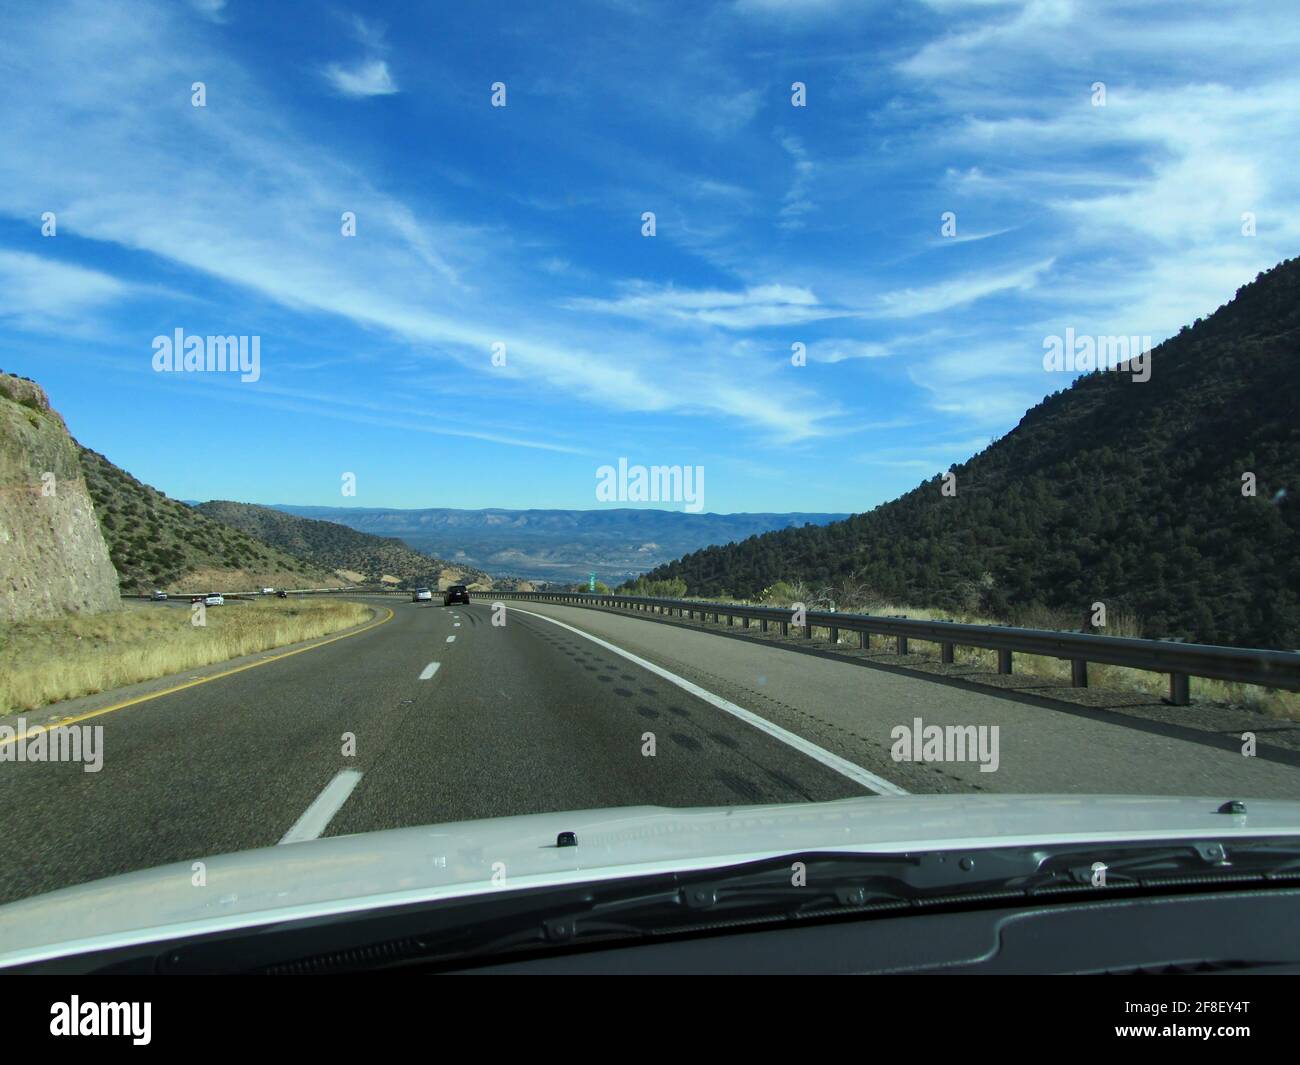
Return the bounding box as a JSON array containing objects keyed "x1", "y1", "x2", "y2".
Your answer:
[
  {"x1": 276, "y1": 590, "x2": 288, "y2": 599},
  {"x1": 443, "y1": 584, "x2": 470, "y2": 606}
]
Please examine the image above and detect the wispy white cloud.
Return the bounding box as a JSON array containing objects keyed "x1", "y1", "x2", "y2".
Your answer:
[
  {"x1": 323, "y1": 59, "x2": 398, "y2": 98},
  {"x1": 0, "y1": 251, "x2": 133, "y2": 334},
  {"x1": 566, "y1": 281, "x2": 852, "y2": 329},
  {"x1": 928, "y1": 225, "x2": 1017, "y2": 247},
  {"x1": 3, "y1": 0, "x2": 1298, "y2": 495},
  {"x1": 348, "y1": 14, "x2": 389, "y2": 51},
  {"x1": 778, "y1": 134, "x2": 815, "y2": 230},
  {"x1": 872, "y1": 259, "x2": 1054, "y2": 319},
  {"x1": 810, "y1": 338, "x2": 890, "y2": 363},
  {"x1": 899, "y1": 0, "x2": 1075, "y2": 82},
  {"x1": 0, "y1": 1, "x2": 834, "y2": 442},
  {"x1": 226, "y1": 382, "x2": 590, "y2": 454}
]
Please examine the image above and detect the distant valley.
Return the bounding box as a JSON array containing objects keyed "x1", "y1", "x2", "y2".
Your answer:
[{"x1": 267, "y1": 506, "x2": 850, "y2": 584}]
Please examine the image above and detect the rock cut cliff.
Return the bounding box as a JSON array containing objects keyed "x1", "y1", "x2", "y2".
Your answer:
[{"x1": 0, "y1": 373, "x2": 120, "y2": 621}]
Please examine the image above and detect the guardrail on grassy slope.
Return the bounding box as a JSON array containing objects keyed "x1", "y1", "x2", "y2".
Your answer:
[{"x1": 468, "y1": 591, "x2": 1300, "y2": 706}]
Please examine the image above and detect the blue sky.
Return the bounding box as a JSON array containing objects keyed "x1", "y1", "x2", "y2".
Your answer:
[{"x1": 1, "y1": 0, "x2": 1297, "y2": 513}]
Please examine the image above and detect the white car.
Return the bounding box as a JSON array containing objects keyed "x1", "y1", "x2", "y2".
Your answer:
[
  {"x1": 261, "y1": 587, "x2": 274, "y2": 595},
  {"x1": 204, "y1": 594, "x2": 224, "y2": 606},
  {"x1": 412, "y1": 587, "x2": 433, "y2": 603}
]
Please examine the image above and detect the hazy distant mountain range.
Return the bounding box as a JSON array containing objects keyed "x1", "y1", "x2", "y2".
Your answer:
[{"x1": 268, "y1": 506, "x2": 850, "y2": 583}]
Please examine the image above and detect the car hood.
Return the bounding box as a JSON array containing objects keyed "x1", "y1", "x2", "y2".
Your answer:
[{"x1": 1, "y1": 793, "x2": 1297, "y2": 967}]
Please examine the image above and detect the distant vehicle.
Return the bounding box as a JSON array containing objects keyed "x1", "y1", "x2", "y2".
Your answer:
[
  {"x1": 150, "y1": 590, "x2": 167, "y2": 601},
  {"x1": 204, "y1": 594, "x2": 224, "y2": 606},
  {"x1": 276, "y1": 590, "x2": 288, "y2": 599},
  {"x1": 412, "y1": 587, "x2": 433, "y2": 603},
  {"x1": 443, "y1": 584, "x2": 470, "y2": 606},
  {"x1": 261, "y1": 587, "x2": 275, "y2": 595}
]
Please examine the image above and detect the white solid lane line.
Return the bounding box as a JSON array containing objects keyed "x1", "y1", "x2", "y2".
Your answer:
[
  {"x1": 279, "y1": 769, "x2": 364, "y2": 844},
  {"x1": 419, "y1": 662, "x2": 441, "y2": 680},
  {"x1": 446, "y1": 635, "x2": 456, "y2": 643},
  {"x1": 508, "y1": 606, "x2": 909, "y2": 797}
]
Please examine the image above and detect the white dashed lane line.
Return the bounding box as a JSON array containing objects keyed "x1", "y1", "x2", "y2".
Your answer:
[
  {"x1": 419, "y1": 662, "x2": 441, "y2": 680},
  {"x1": 446, "y1": 635, "x2": 456, "y2": 643},
  {"x1": 279, "y1": 770, "x2": 363, "y2": 844}
]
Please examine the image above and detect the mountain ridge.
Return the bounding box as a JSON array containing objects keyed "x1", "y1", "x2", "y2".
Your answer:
[{"x1": 635, "y1": 256, "x2": 1300, "y2": 649}]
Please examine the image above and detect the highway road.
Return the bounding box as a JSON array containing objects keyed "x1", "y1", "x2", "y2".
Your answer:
[{"x1": 1, "y1": 595, "x2": 1298, "y2": 906}]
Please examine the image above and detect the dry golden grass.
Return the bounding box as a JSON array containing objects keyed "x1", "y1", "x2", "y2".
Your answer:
[{"x1": 0, "y1": 598, "x2": 373, "y2": 714}]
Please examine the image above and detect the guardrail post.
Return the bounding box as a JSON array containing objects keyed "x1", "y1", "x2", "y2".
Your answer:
[
  {"x1": 897, "y1": 635, "x2": 909, "y2": 655},
  {"x1": 829, "y1": 625, "x2": 838, "y2": 644},
  {"x1": 998, "y1": 649, "x2": 1013, "y2": 674},
  {"x1": 941, "y1": 642, "x2": 954, "y2": 664},
  {"x1": 781, "y1": 620, "x2": 789, "y2": 636},
  {"x1": 743, "y1": 616, "x2": 750, "y2": 628},
  {"x1": 859, "y1": 631, "x2": 870, "y2": 649},
  {"x1": 1168, "y1": 672, "x2": 1190, "y2": 706},
  {"x1": 712, "y1": 611, "x2": 719, "y2": 623},
  {"x1": 805, "y1": 622, "x2": 814, "y2": 640},
  {"x1": 761, "y1": 617, "x2": 768, "y2": 632},
  {"x1": 727, "y1": 613, "x2": 734, "y2": 626},
  {"x1": 1071, "y1": 659, "x2": 1088, "y2": 687}
]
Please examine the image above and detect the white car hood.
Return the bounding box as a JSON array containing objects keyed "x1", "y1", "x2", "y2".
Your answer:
[{"x1": 1, "y1": 793, "x2": 1297, "y2": 967}]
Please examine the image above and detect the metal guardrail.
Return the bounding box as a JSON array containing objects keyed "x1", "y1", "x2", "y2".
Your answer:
[{"x1": 469, "y1": 591, "x2": 1300, "y2": 705}]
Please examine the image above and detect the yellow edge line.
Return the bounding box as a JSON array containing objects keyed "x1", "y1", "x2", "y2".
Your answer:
[{"x1": 0, "y1": 605, "x2": 395, "y2": 746}]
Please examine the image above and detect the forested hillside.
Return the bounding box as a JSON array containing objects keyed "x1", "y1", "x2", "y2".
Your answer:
[
  {"x1": 77, "y1": 446, "x2": 332, "y2": 591},
  {"x1": 638, "y1": 256, "x2": 1300, "y2": 649}
]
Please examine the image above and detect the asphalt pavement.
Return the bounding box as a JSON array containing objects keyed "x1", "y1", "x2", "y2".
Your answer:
[{"x1": 1, "y1": 594, "x2": 1296, "y2": 906}]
